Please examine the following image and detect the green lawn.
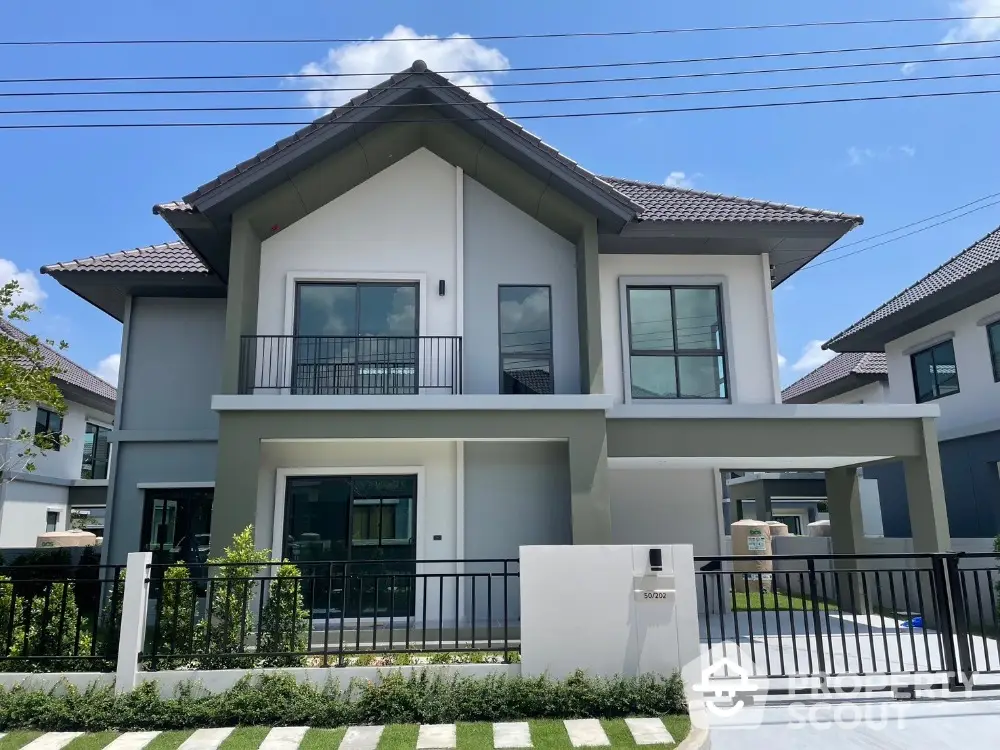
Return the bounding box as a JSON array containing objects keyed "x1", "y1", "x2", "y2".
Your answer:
[
  {"x1": 0, "y1": 719, "x2": 690, "y2": 750},
  {"x1": 732, "y1": 590, "x2": 838, "y2": 612}
]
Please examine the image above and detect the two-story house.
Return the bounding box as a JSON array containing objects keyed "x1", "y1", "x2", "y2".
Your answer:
[
  {"x1": 788, "y1": 224, "x2": 1000, "y2": 542},
  {"x1": 0, "y1": 320, "x2": 116, "y2": 546},
  {"x1": 39, "y1": 63, "x2": 953, "y2": 620}
]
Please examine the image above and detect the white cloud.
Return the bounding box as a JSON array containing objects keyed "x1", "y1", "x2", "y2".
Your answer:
[
  {"x1": 905, "y1": 1, "x2": 1000, "y2": 72},
  {"x1": 665, "y1": 171, "x2": 699, "y2": 189},
  {"x1": 0, "y1": 259, "x2": 46, "y2": 306},
  {"x1": 93, "y1": 354, "x2": 120, "y2": 385},
  {"x1": 847, "y1": 145, "x2": 916, "y2": 166},
  {"x1": 777, "y1": 353, "x2": 788, "y2": 369},
  {"x1": 792, "y1": 340, "x2": 836, "y2": 372},
  {"x1": 295, "y1": 25, "x2": 510, "y2": 110}
]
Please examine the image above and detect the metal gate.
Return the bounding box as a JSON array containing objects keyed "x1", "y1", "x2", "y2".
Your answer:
[{"x1": 695, "y1": 552, "x2": 1000, "y2": 695}]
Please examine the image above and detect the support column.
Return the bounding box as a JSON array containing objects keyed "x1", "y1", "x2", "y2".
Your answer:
[
  {"x1": 210, "y1": 414, "x2": 262, "y2": 556},
  {"x1": 568, "y1": 415, "x2": 612, "y2": 544},
  {"x1": 825, "y1": 465, "x2": 867, "y2": 612},
  {"x1": 575, "y1": 217, "x2": 604, "y2": 395},
  {"x1": 221, "y1": 214, "x2": 262, "y2": 394},
  {"x1": 903, "y1": 418, "x2": 951, "y2": 553}
]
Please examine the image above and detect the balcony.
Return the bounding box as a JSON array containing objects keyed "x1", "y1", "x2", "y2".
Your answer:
[{"x1": 238, "y1": 335, "x2": 463, "y2": 395}]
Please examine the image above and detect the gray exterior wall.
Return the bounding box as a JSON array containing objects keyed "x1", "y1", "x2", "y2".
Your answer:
[
  {"x1": 121, "y1": 298, "x2": 227, "y2": 432},
  {"x1": 867, "y1": 428, "x2": 1000, "y2": 538},
  {"x1": 104, "y1": 441, "x2": 218, "y2": 564},
  {"x1": 462, "y1": 175, "x2": 581, "y2": 395},
  {"x1": 463, "y1": 441, "x2": 572, "y2": 622}
]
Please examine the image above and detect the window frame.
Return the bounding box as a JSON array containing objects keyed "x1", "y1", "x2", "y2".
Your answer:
[
  {"x1": 81, "y1": 422, "x2": 112, "y2": 480},
  {"x1": 620, "y1": 279, "x2": 731, "y2": 403},
  {"x1": 910, "y1": 338, "x2": 961, "y2": 403},
  {"x1": 497, "y1": 284, "x2": 555, "y2": 395},
  {"x1": 34, "y1": 406, "x2": 63, "y2": 452},
  {"x1": 988, "y1": 321, "x2": 1000, "y2": 383},
  {"x1": 45, "y1": 510, "x2": 60, "y2": 533}
]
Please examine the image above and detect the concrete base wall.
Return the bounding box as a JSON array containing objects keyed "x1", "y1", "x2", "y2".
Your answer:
[{"x1": 610, "y1": 467, "x2": 721, "y2": 555}]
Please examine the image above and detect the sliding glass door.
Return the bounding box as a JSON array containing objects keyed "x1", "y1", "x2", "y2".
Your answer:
[
  {"x1": 294, "y1": 282, "x2": 418, "y2": 394},
  {"x1": 282, "y1": 475, "x2": 417, "y2": 618}
]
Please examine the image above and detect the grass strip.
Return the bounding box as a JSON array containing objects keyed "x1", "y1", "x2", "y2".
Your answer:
[
  {"x1": 524, "y1": 720, "x2": 572, "y2": 750},
  {"x1": 0, "y1": 733, "x2": 44, "y2": 750},
  {"x1": 661, "y1": 716, "x2": 691, "y2": 747},
  {"x1": 377, "y1": 724, "x2": 419, "y2": 750},
  {"x1": 456, "y1": 723, "x2": 494, "y2": 750},
  {"x1": 600, "y1": 720, "x2": 637, "y2": 747},
  {"x1": 144, "y1": 731, "x2": 195, "y2": 750},
  {"x1": 218, "y1": 728, "x2": 270, "y2": 750},
  {"x1": 298, "y1": 728, "x2": 346, "y2": 750},
  {"x1": 65, "y1": 733, "x2": 119, "y2": 750}
]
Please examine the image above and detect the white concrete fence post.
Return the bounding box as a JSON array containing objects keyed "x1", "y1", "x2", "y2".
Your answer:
[{"x1": 115, "y1": 551, "x2": 152, "y2": 693}]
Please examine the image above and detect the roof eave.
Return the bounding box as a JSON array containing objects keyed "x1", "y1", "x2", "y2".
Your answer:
[{"x1": 782, "y1": 372, "x2": 886, "y2": 404}]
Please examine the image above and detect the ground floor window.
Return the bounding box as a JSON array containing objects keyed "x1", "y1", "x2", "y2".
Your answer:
[
  {"x1": 141, "y1": 487, "x2": 214, "y2": 570},
  {"x1": 45, "y1": 510, "x2": 59, "y2": 533},
  {"x1": 283, "y1": 474, "x2": 417, "y2": 618},
  {"x1": 773, "y1": 515, "x2": 803, "y2": 535}
]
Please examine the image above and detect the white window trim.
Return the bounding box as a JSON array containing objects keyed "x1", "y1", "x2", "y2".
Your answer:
[
  {"x1": 281, "y1": 271, "x2": 429, "y2": 338},
  {"x1": 901, "y1": 331, "x2": 955, "y2": 357},
  {"x1": 617, "y1": 275, "x2": 735, "y2": 405},
  {"x1": 136, "y1": 482, "x2": 216, "y2": 489}
]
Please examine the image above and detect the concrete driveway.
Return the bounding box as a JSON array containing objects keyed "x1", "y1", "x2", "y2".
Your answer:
[{"x1": 710, "y1": 697, "x2": 1000, "y2": 749}]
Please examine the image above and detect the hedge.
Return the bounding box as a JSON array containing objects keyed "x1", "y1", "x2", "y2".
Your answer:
[{"x1": 0, "y1": 670, "x2": 687, "y2": 731}]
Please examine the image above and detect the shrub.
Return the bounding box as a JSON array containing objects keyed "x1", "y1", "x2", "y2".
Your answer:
[
  {"x1": 4, "y1": 581, "x2": 92, "y2": 671},
  {"x1": 152, "y1": 565, "x2": 198, "y2": 669},
  {"x1": 258, "y1": 562, "x2": 310, "y2": 667}
]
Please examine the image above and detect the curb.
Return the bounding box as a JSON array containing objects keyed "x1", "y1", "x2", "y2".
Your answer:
[{"x1": 676, "y1": 725, "x2": 711, "y2": 750}]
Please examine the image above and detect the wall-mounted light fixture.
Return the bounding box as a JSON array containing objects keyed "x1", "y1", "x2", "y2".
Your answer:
[{"x1": 438, "y1": 280, "x2": 446, "y2": 296}]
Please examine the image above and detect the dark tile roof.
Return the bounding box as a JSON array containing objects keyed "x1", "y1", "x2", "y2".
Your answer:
[
  {"x1": 781, "y1": 352, "x2": 887, "y2": 403},
  {"x1": 826, "y1": 225, "x2": 1000, "y2": 349},
  {"x1": 503, "y1": 368, "x2": 554, "y2": 395},
  {"x1": 601, "y1": 176, "x2": 863, "y2": 225},
  {"x1": 182, "y1": 62, "x2": 639, "y2": 216},
  {"x1": 0, "y1": 319, "x2": 117, "y2": 404},
  {"x1": 41, "y1": 241, "x2": 208, "y2": 275}
]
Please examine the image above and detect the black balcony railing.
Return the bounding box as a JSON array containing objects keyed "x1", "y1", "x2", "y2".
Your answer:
[{"x1": 239, "y1": 335, "x2": 463, "y2": 395}]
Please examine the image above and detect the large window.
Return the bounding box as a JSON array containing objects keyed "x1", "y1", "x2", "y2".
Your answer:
[
  {"x1": 293, "y1": 281, "x2": 419, "y2": 394},
  {"x1": 34, "y1": 407, "x2": 63, "y2": 451},
  {"x1": 988, "y1": 322, "x2": 1000, "y2": 382},
  {"x1": 141, "y1": 488, "x2": 214, "y2": 570},
  {"x1": 911, "y1": 339, "x2": 960, "y2": 402},
  {"x1": 499, "y1": 285, "x2": 553, "y2": 394},
  {"x1": 283, "y1": 474, "x2": 417, "y2": 618},
  {"x1": 81, "y1": 423, "x2": 111, "y2": 480},
  {"x1": 625, "y1": 285, "x2": 727, "y2": 400}
]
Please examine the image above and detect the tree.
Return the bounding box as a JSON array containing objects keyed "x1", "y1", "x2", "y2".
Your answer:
[{"x1": 0, "y1": 279, "x2": 69, "y2": 476}]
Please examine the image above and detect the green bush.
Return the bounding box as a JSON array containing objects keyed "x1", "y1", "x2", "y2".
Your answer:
[
  {"x1": 2, "y1": 581, "x2": 92, "y2": 671},
  {"x1": 0, "y1": 669, "x2": 686, "y2": 730},
  {"x1": 152, "y1": 565, "x2": 198, "y2": 669},
  {"x1": 258, "y1": 562, "x2": 309, "y2": 667}
]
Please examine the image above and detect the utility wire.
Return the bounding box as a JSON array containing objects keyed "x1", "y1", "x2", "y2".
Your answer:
[
  {"x1": 4, "y1": 37, "x2": 1000, "y2": 84},
  {"x1": 7, "y1": 69, "x2": 1000, "y2": 116},
  {"x1": 5, "y1": 52, "x2": 1000, "y2": 99},
  {"x1": 2, "y1": 14, "x2": 998, "y2": 45},
  {"x1": 3, "y1": 87, "x2": 1000, "y2": 128}
]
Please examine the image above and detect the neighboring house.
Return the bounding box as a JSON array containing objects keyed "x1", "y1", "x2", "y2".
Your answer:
[
  {"x1": 38, "y1": 62, "x2": 952, "y2": 613},
  {"x1": 0, "y1": 319, "x2": 116, "y2": 547},
  {"x1": 793, "y1": 225, "x2": 1000, "y2": 539}
]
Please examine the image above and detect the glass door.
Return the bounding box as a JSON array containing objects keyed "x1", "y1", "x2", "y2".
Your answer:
[
  {"x1": 141, "y1": 488, "x2": 214, "y2": 585},
  {"x1": 293, "y1": 282, "x2": 419, "y2": 394},
  {"x1": 282, "y1": 475, "x2": 417, "y2": 618}
]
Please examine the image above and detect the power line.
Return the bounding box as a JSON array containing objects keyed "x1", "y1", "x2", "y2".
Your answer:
[
  {"x1": 3, "y1": 87, "x2": 1000, "y2": 128},
  {"x1": 4, "y1": 37, "x2": 1000, "y2": 84},
  {"x1": 7, "y1": 69, "x2": 1000, "y2": 116},
  {"x1": 2, "y1": 14, "x2": 998, "y2": 46},
  {"x1": 5, "y1": 52, "x2": 1000, "y2": 99}
]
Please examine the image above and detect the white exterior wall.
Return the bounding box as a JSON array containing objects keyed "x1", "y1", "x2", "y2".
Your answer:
[
  {"x1": 818, "y1": 380, "x2": 889, "y2": 405},
  {"x1": 598, "y1": 253, "x2": 779, "y2": 405},
  {"x1": 257, "y1": 148, "x2": 459, "y2": 339},
  {"x1": 0, "y1": 480, "x2": 69, "y2": 547},
  {"x1": 3, "y1": 399, "x2": 113, "y2": 482},
  {"x1": 884, "y1": 291, "x2": 1000, "y2": 438}
]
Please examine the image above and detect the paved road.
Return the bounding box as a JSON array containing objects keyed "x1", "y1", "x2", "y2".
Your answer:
[{"x1": 710, "y1": 697, "x2": 1000, "y2": 749}]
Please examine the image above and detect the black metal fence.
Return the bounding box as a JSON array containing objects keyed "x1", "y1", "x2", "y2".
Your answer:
[
  {"x1": 239, "y1": 335, "x2": 463, "y2": 395},
  {"x1": 0, "y1": 562, "x2": 125, "y2": 671},
  {"x1": 696, "y1": 552, "x2": 1000, "y2": 692},
  {"x1": 141, "y1": 558, "x2": 519, "y2": 670}
]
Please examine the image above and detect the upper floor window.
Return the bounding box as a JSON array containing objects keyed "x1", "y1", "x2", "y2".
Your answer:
[
  {"x1": 499, "y1": 285, "x2": 553, "y2": 394},
  {"x1": 81, "y1": 422, "x2": 111, "y2": 480},
  {"x1": 911, "y1": 339, "x2": 959, "y2": 402},
  {"x1": 34, "y1": 407, "x2": 63, "y2": 452},
  {"x1": 625, "y1": 285, "x2": 727, "y2": 400},
  {"x1": 988, "y1": 321, "x2": 1000, "y2": 382}
]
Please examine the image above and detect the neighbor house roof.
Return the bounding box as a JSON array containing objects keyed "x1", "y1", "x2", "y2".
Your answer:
[
  {"x1": 782, "y1": 352, "x2": 888, "y2": 404},
  {"x1": 825, "y1": 225, "x2": 1000, "y2": 352},
  {"x1": 41, "y1": 241, "x2": 208, "y2": 275},
  {"x1": 0, "y1": 319, "x2": 117, "y2": 409},
  {"x1": 601, "y1": 177, "x2": 863, "y2": 225}
]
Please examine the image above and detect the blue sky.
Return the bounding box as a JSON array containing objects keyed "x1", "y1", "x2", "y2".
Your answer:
[{"x1": 2, "y1": 0, "x2": 999, "y2": 386}]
